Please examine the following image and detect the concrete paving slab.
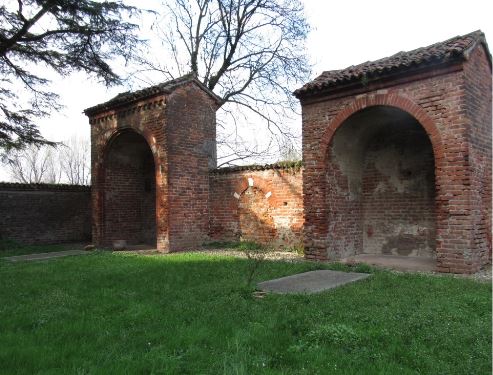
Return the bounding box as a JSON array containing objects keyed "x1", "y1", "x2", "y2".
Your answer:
[
  {"x1": 257, "y1": 270, "x2": 370, "y2": 294},
  {"x1": 5, "y1": 250, "x2": 88, "y2": 262}
]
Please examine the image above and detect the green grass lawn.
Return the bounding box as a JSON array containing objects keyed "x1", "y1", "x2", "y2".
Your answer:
[{"x1": 0, "y1": 251, "x2": 490, "y2": 374}]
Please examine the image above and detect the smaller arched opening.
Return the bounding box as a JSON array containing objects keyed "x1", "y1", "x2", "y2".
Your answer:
[
  {"x1": 238, "y1": 186, "x2": 276, "y2": 244},
  {"x1": 102, "y1": 130, "x2": 156, "y2": 247},
  {"x1": 326, "y1": 105, "x2": 436, "y2": 261}
]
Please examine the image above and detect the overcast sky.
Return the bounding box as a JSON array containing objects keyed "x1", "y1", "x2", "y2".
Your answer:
[{"x1": 1, "y1": 0, "x2": 491, "y2": 181}]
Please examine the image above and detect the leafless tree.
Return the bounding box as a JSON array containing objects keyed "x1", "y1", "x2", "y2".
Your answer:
[
  {"x1": 136, "y1": 0, "x2": 311, "y2": 165},
  {"x1": 44, "y1": 148, "x2": 63, "y2": 184},
  {"x1": 5, "y1": 136, "x2": 90, "y2": 185},
  {"x1": 7, "y1": 145, "x2": 59, "y2": 183},
  {"x1": 278, "y1": 136, "x2": 301, "y2": 162},
  {"x1": 59, "y1": 136, "x2": 91, "y2": 185}
]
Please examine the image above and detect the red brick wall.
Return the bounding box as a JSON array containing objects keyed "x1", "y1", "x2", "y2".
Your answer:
[
  {"x1": 89, "y1": 81, "x2": 217, "y2": 251},
  {"x1": 463, "y1": 45, "x2": 492, "y2": 265},
  {"x1": 361, "y1": 121, "x2": 435, "y2": 257},
  {"x1": 0, "y1": 183, "x2": 91, "y2": 245},
  {"x1": 301, "y1": 57, "x2": 491, "y2": 273},
  {"x1": 209, "y1": 165, "x2": 303, "y2": 249},
  {"x1": 166, "y1": 85, "x2": 217, "y2": 250},
  {"x1": 90, "y1": 94, "x2": 169, "y2": 250},
  {"x1": 103, "y1": 131, "x2": 156, "y2": 246}
]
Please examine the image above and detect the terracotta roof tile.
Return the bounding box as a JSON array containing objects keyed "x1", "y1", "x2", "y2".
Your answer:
[
  {"x1": 210, "y1": 160, "x2": 302, "y2": 174},
  {"x1": 84, "y1": 73, "x2": 222, "y2": 115},
  {"x1": 294, "y1": 30, "x2": 490, "y2": 98}
]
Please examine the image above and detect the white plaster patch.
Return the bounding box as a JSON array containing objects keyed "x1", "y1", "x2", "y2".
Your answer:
[
  {"x1": 265, "y1": 191, "x2": 272, "y2": 198},
  {"x1": 248, "y1": 177, "x2": 254, "y2": 186},
  {"x1": 233, "y1": 192, "x2": 240, "y2": 199}
]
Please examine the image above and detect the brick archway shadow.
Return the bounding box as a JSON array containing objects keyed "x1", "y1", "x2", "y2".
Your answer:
[
  {"x1": 316, "y1": 93, "x2": 445, "y2": 269},
  {"x1": 95, "y1": 127, "x2": 160, "y2": 248},
  {"x1": 319, "y1": 94, "x2": 444, "y2": 164},
  {"x1": 100, "y1": 127, "x2": 160, "y2": 169}
]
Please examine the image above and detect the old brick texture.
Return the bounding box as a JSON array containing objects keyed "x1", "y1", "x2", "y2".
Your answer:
[
  {"x1": 79, "y1": 37, "x2": 490, "y2": 274},
  {"x1": 0, "y1": 183, "x2": 91, "y2": 245},
  {"x1": 87, "y1": 78, "x2": 218, "y2": 251},
  {"x1": 299, "y1": 44, "x2": 492, "y2": 273},
  {"x1": 209, "y1": 166, "x2": 303, "y2": 248},
  {"x1": 463, "y1": 45, "x2": 492, "y2": 268},
  {"x1": 103, "y1": 131, "x2": 156, "y2": 245}
]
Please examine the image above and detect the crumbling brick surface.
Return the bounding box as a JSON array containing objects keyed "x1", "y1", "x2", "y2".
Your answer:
[
  {"x1": 463, "y1": 45, "x2": 492, "y2": 266},
  {"x1": 209, "y1": 167, "x2": 303, "y2": 249},
  {"x1": 299, "y1": 44, "x2": 492, "y2": 273},
  {"x1": 87, "y1": 80, "x2": 217, "y2": 251},
  {"x1": 166, "y1": 85, "x2": 217, "y2": 250}
]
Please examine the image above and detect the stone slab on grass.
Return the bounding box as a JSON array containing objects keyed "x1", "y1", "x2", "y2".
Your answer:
[
  {"x1": 5, "y1": 250, "x2": 88, "y2": 262},
  {"x1": 257, "y1": 270, "x2": 370, "y2": 294}
]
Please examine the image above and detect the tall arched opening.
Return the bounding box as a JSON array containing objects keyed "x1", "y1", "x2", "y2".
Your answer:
[
  {"x1": 326, "y1": 105, "x2": 436, "y2": 261},
  {"x1": 103, "y1": 130, "x2": 156, "y2": 247}
]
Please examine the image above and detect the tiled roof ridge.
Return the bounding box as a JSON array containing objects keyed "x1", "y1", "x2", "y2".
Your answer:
[
  {"x1": 0, "y1": 182, "x2": 90, "y2": 191},
  {"x1": 294, "y1": 30, "x2": 490, "y2": 98},
  {"x1": 210, "y1": 160, "x2": 302, "y2": 174},
  {"x1": 84, "y1": 73, "x2": 222, "y2": 115}
]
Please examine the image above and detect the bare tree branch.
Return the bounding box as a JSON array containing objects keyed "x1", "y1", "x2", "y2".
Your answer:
[{"x1": 137, "y1": 0, "x2": 310, "y2": 166}]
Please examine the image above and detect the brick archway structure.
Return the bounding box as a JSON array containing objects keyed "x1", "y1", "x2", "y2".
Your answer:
[
  {"x1": 319, "y1": 94, "x2": 444, "y2": 163},
  {"x1": 85, "y1": 75, "x2": 220, "y2": 251},
  {"x1": 322, "y1": 98, "x2": 439, "y2": 260},
  {"x1": 99, "y1": 129, "x2": 157, "y2": 247},
  {"x1": 295, "y1": 31, "x2": 492, "y2": 273}
]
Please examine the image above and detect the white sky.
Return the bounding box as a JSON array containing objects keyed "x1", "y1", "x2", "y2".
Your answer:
[{"x1": 1, "y1": 0, "x2": 491, "y2": 181}]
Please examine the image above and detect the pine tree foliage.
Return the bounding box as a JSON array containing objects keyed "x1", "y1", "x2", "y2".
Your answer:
[{"x1": 0, "y1": 0, "x2": 142, "y2": 153}]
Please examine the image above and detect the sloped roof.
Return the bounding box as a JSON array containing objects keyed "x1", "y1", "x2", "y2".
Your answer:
[
  {"x1": 84, "y1": 73, "x2": 222, "y2": 116},
  {"x1": 294, "y1": 30, "x2": 491, "y2": 98},
  {"x1": 210, "y1": 160, "x2": 302, "y2": 174}
]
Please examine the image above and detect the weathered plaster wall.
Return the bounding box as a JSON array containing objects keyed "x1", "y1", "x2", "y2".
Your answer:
[
  {"x1": 209, "y1": 166, "x2": 303, "y2": 248},
  {"x1": 361, "y1": 120, "x2": 435, "y2": 257},
  {"x1": 0, "y1": 183, "x2": 91, "y2": 245},
  {"x1": 327, "y1": 107, "x2": 435, "y2": 259}
]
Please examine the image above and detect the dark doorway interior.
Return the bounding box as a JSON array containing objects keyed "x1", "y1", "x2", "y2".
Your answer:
[{"x1": 103, "y1": 131, "x2": 156, "y2": 247}]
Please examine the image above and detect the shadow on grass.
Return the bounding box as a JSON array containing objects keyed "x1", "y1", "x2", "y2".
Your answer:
[{"x1": 0, "y1": 239, "x2": 89, "y2": 258}]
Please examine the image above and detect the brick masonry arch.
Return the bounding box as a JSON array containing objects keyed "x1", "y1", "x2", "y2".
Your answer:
[
  {"x1": 99, "y1": 127, "x2": 159, "y2": 174},
  {"x1": 96, "y1": 128, "x2": 158, "y2": 247},
  {"x1": 88, "y1": 79, "x2": 218, "y2": 252},
  {"x1": 233, "y1": 176, "x2": 277, "y2": 206},
  {"x1": 90, "y1": 118, "x2": 170, "y2": 250},
  {"x1": 322, "y1": 95, "x2": 445, "y2": 262},
  {"x1": 325, "y1": 97, "x2": 439, "y2": 258},
  {"x1": 319, "y1": 93, "x2": 444, "y2": 166},
  {"x1": 302, "y1": 85, "x2": 488, "y2": 273}
]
